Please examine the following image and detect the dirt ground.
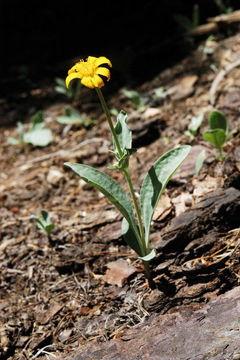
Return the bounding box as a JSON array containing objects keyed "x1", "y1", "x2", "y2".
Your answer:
[{"x1": 1, "y1": 30, "x2": 240, "y2": 360}]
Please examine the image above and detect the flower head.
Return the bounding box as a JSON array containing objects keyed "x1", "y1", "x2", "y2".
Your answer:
[{"x1": 66, "y1": 56, "x2": 112, "y2": 89}]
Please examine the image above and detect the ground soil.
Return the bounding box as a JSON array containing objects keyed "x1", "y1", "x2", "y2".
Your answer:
[{"x1": 1, "y1": 30, "x2": 240, "y2": 360}]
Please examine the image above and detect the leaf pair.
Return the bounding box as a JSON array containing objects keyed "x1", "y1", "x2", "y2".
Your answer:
[
  {"x1": 203, "y1": 110, "x2": 228, "y2": 152},
  {"x1": 65, "y1": 142, "x2": 191, "y2": 260},
  {"x1": 31, "y1": 209, "x2": 55, "y2": 236}
]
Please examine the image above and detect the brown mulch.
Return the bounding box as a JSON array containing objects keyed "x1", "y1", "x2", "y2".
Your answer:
[{"x1": 1, "y1": 31, "x2": 240, "y2": 360}]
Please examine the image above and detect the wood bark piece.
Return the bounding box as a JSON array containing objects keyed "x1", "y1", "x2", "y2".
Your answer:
[
  {"x1": 62, "y1": 286, "x2": 240, "y2": 360},
  {"x1": 187, "y1": 10, "x2": 240, "y2": 36},
  {"x1": 159, "y1": 187, "x2": 240, "y2": 254}
]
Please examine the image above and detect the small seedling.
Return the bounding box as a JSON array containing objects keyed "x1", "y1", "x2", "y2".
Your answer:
[
  {"x1": 31, "y1": 210, "x2": 55, "y2": 238},
  {"x1": 121, "y1": 88, "x2": 146, "y2": 110},
  {"x1": 174, "y1": 4, "x2": 200, "y2": 31},
  {"x1": 203, "y1": 110, "x2": 228, "y2": 161},
  {"x1": 199, "y1": 35, "x2": 216, "y2": 58},
  {"x1": 56, "y1": 107, "x2": 94, "y2": 127},
  {"x1": 8, "y1": 111, "x2": 53, "y2": 147},
  {"x1": 213, "y1": 0, "x2": 234, "y2": 13},
  {"x1": 185, "y1": 114, "x2": 204, "y2": 139}
]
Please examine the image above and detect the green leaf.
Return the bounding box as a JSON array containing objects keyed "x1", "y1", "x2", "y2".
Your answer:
[
  {"x1": 23, "y1": 128, "x2": 53, "y2": 147},
  {"x1": 30, "y1": 111, "x2": 45, "y2": 131},
  {"x1": 65, "y1": 162, "x2": 142, "y2": 250},
  {"x1": 195, "y1": 149, "x2": 206, "y2": 175},
  {"x1": 188, "y1": 114, "x2": 204, "y2": 135},
  {"x1": 114, "y1": 110, "x2": 132, "y2": 150},
  {"x1": 139, "y1": 248, "x2": 157, "y2": 261},
  {"x1": 140, "y1": 145, "x2": 191, "y2": 247},
  {"x1": 121, "y1": 89, "x2": 142, "y2": 106},
  {"x1": 208, "y1": 110, "x2": 228, "y2": 132},
  {"x1": 203, "y1": 128, "x2": 226, "y2": 149},
  {"x1": 57, "y1": 107, "x2": 94, "y2": 126},
  {"x1": 8, "y1": 137, "x2": 21, "y2": 145},
  {"x1": 31, "y1": 209, "x2": 55, "y2": 236},
  {"x1": 121, "y1": 217, "x2": 143, "y2": 256}
]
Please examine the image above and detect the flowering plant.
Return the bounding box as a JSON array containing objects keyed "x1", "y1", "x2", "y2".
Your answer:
[{"x1": 65, "y1": 56, "x2": 191, "y2": 286}]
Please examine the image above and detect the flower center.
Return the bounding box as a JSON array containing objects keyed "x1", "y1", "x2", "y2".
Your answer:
[{"x1": 80, "y1": 60, "x2": 95, "y2": 77}]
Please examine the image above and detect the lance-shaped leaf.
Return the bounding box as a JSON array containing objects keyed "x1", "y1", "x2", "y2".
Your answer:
[
  {"x1": 121, "y1": 217, "x2": 143, "y2": 256},
  {"x1": 140, "y1": 145, "x2": 191, "y2": 247},
  {"x1": 65, "y1": 162, "x2": 141, "y2": 247}
]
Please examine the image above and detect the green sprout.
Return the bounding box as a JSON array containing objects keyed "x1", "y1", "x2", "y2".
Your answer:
[
  {"x1": 8, "y1": 111, "x2": 53, "y2": 147},
  {"x1": 56, "y1": 107, "x2": 95, "y2": 127},
  {"x1": 185, "y1": 114, "x2": 204, "y2": 139},
  {"x1": 121, "y1": 88, "x2": 146, "y2": 110},
  {"x1": 31, "y1": 210, "x2": 55, "y2": 238},
  {"x1": 203, "y1": 110, "x2": 229, "y2": 161},
  {"x1": 213, "y1": 0, "x2": 234, "y2": 13},
  {"x1": 174, "y1": 4, "x2": 200, "y2": 31},
  {"x1": 64, "y1": 56, "x2": 191, "y2": 287}
]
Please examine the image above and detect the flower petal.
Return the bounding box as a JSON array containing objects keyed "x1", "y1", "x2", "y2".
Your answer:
[
  {"x1": 87, "y1": 56, "x2": 97, "y2": 64},
  {"x1": 96, "y1": 67, "x2": 111, "y2": 81},
  {"x1": 95, "y1": 56, "x2": 112, "y2": 68},
  {"x1": 68, "y1": 62, "x2": 80, "y2": 74},
  {"x1": 65, "y1": 72, "x2": 81, "y2": 88},
  {"x1": 92, "y1": 74, "x2": 105, "y2": 88},
  {"x1": 81, "y1": 76, "x2": 94, "y2": 88}
]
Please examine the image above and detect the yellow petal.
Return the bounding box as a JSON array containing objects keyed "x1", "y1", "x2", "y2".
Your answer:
[
  {"x1": 92, "y1": 74, "x2": 104, "y2": 88},
  {"x1": 95, "y1": 56, "x2": 112, "y2": 68},
  {"x1": 87, "y1": 56, "x2": 97, "y2": 63},
  {"x1": 65, "y1": 72, "x2": 81, "y2": 88},
  {"x1": 68, "y1": 63, "x2": 79, "y2": 74},
  {"x1": 81, "y1": 76, "x2": 94, "y2": 88},
  {"x1": 96, "y1": 67, "x2": 110, "y2": 80}
]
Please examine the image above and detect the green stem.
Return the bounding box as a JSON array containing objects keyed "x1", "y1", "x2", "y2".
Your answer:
[
  {"x1": 95, "y1": 88, "x2": 123, "y2": 158},
  {"x1": 217, "y1": 147, "x2": 224, "y2": 161},
  {"x1": 122, "y1": 168, "x2": 146, "y2": 250},
  {"x1": 96, "y1": 88, "x2": 145, "y2": 248},
  {"x1": 95, "y1": 87, "x2": 153, "y2": 285}
]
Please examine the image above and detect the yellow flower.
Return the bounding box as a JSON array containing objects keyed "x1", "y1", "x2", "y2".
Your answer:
[{"x1": 66, "y1": 56, "x2": 112, "y2": 89}]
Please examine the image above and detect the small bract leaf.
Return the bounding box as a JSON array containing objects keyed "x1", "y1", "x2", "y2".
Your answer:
[{"x1": 114, "y1": 110, "x2": 132, "y2": 151}]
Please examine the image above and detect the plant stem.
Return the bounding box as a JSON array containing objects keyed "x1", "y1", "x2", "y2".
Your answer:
[
  {"x1": 217, "y1": 147, "x2": 224, "y2": 161},
  {"x1": 122, "y1": 167, "x2": 145, "y2": 248},
  {"x1": 96, "y1": 88, "x2": 145, "y2": 247},
  {"x1": 143, "y1": 261, "x2": 155, "y2": 289},
  {"x1": 95, "y1": 87, "x2": 153, "y2": 285},
  {"x1": 95, "y1": 88, "x2": 123, "y2": 158}
]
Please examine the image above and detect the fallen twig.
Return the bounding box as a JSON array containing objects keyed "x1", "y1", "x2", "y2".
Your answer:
[
  {"x1": 24, "y1": 137, "x2": 109, "y2": 164},
  {"x1": 209, "y1": 59, "x2": 240, "y2": 105}
]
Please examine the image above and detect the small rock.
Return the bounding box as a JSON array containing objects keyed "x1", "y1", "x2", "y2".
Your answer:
[
  {"x1": 103, "y1": 259, "x2": 136, "y2": 287},
  {"x1": 47, "y1": 168, "x2": 64, "y2": 185},
  {"x1": 143, "y1": 289, "x2": 167, "y2": 312}
]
